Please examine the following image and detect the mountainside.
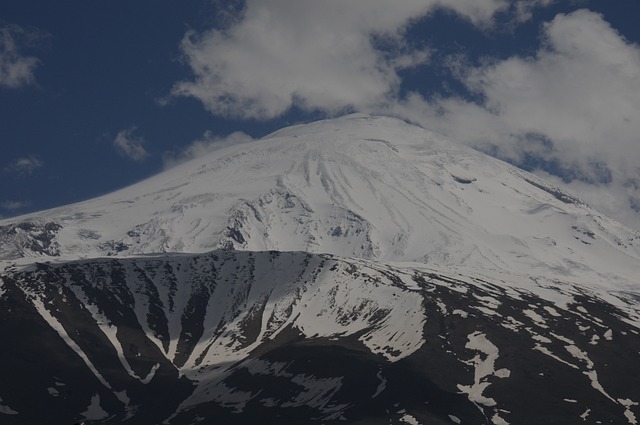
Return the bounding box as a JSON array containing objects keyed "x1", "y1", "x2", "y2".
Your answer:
[
  {"x1": 2, "y1": 250, "x2": 640, "y2": 424},
  {"x1": 2, "y1": 115, "x2": 640, "y2": 290},
  {"x1": 1, "y1": 115, "x2": 639, "y2": 424}
]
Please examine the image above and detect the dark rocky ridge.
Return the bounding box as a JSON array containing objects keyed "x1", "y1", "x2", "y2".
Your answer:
[{"x1": 1, "y1": 250, "x2": 639, "y2": 424}]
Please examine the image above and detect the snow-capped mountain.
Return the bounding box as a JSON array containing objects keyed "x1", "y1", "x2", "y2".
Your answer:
[
  {"x1": 2, "y1": 115, "x2": 640, "y2": 290},
  {"x1": 1, "y1": 115, "x2": 639, "y2": 424}
]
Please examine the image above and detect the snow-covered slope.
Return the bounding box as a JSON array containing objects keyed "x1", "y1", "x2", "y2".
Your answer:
[{"x1": 2, "y1": 114, "x2": 640, "y2": 291}]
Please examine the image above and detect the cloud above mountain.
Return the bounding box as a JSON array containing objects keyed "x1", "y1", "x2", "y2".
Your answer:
[
  {"x1": 172, "y1": 0, "x2": 517, "y2": 119},
  {"x1": 0, "y1": 25, "x2": 41, "y2": 89},
  {"x1": 4, "y1": 155, "x2": 43, "y2": 176},
  {"x1": 435, "y1": 10, "x2": 639, "y2": 178},
  {"x1": 0, "y1": 200, "x2": 29, "y2": 210},
  {"x1": 113, "y1": 127, "x2": 149, "y2": 161},
  {"x1": 163, "y1": 130, "x2": 254, "y2": 168}
]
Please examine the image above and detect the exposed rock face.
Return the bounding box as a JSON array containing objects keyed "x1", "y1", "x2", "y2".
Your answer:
[{"x1": 0, "y1": 219, "x2": 62, "y2": 259}]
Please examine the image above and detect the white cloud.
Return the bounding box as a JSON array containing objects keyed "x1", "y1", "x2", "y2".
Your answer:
[
  {"x1": 4, "y1": 155, "x2": 43, "y2": 176},
  {"x1": 0, "y1": 25, "x2": 41, "y2": 88},
  {"x1": 172, "y1": 0, "x2": 514, "y2": 120},
  {"x1": 466, "y1": 9, "x2": 639, "y2": 169},
  {"x1": 163, "y1": 130, "x2": 254, "y2": 169},
  {"x1": 113, "y1": 127, "x2": 149, "y2": 161},
  {"x1": 0, "y1": 200, "x2": 29, "y2": 210},
  {"x1": 388, "y1": 10, "x2": 640, "y2": 229},
  {"x1": 534, "y1": 171, "x2": 640, "y2": 231}
]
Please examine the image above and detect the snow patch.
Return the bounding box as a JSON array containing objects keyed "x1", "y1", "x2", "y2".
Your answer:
[
  {"x1": 141, "y1": 363, "x2": 160, "y2": 385},
  {"x1": 66, "y1": 284, "x2": 148, "y2": 383},
  {"x1": 531, "y1": 333, "x2": 553, "y2": 344},
  {"x1": 400, "y1": 413, "x2": 421, "y2": 425},
  {"x1": 533, "y1": 344, "x2": 579, "y2": 369},
  {"x1": 500, "y1": 316, "x2": 525, "y2": 332},
  {"x1": 523, "y1": 309, "x2": 548, "y2": 328},
  {"x1": 115, "y1": 390, "x2": 130, "y2": 406},
  {"x1": 458, "y1": 332, "x2": 511, "y2": 409},
  {"x1": 81, "y1": 394, "x2": 109, "y2": 420},
  {"x1": 584, "y1": 370, "x2": 616, "y2": 403},
  {"x1": 492, "y1": 412, "x2": 510, "y2": 425},
  {"x1": 453, "y1": 309, "x2": 468, "y2": 318},
  {"x1": 30, "y1": 298, "x2": 113, "y2": 390},
  {"x1": 372, "y1": 368, "x2": 387, "y2": 398},
  {"x1": 543, "y1": 306, "x2": 561, "y2": 317},
  {"x1": 564, "y1": 344, "x2": 617, "y2": 403},
  {"x1": 0, "y1": 397, "x2": 18, "y2": 415},
  {"x1": 618, "y1": 398, "x2": 639, "y2": 425}
]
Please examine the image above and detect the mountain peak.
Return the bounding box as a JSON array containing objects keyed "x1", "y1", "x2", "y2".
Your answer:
[{"x1": 2, "y1": 115, "x2": 639, "y2": 291}]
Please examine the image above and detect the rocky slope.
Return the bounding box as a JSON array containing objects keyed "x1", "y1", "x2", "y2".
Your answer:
[{"x1": 2, "y1": 250, "x2": 639, "y2": 424}]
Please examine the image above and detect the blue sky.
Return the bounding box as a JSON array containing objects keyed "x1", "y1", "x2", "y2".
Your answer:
[{"x1": 1, "y1": 1, "x2": 640, "y2": 229}]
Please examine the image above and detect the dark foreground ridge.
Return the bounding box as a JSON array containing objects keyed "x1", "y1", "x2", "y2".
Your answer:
[{"x1": 1, "y1": 250, "x2": 639, "y2": 424}]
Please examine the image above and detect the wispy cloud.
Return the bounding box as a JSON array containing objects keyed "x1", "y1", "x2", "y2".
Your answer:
[
  {"x1": 113, "y1": 127, "x2": 149, "y2": 161},
  {"x1": 4, "y1": 155, "x2": 43, "y2": 176},
  {"x1": 163, "y1": 130, "x2": 254, "y2": 169},
  {"x1": 0, "y1": 200, "x2": 29, "y2": 210},
  {"x1": 0, "y1": 24, "x2": 42, "y2": 88}
]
